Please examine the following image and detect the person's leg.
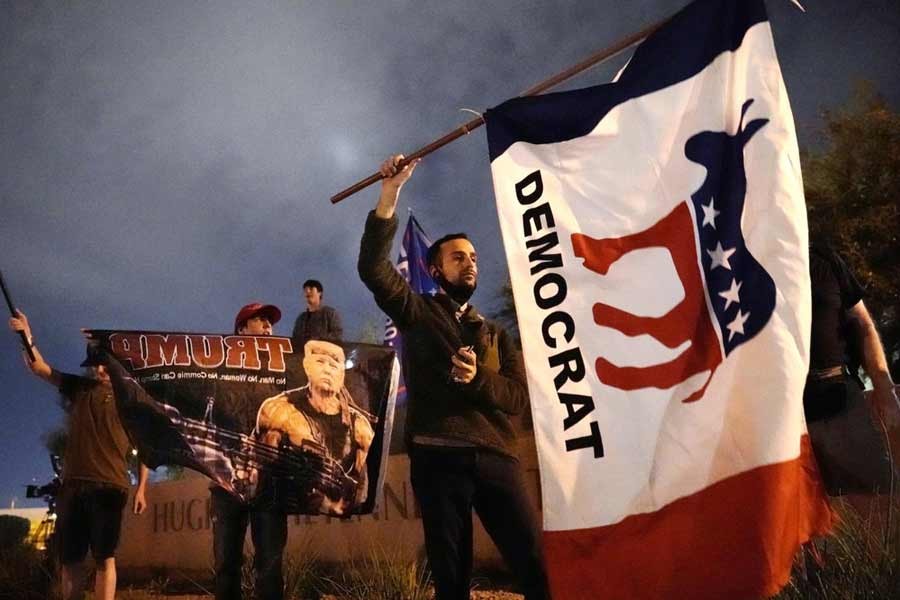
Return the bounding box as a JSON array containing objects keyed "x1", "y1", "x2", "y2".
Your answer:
[
  {"x1": 410, "y1": 446, "x2": 476, "y2": 600},
  {"x1": 472, "y1": 451, "x2": 549, "y2": 600},
  {"x1": 56, "y1": 484, "x2": 90, "y2": 600},
  {"x1": 93, "y1": 557, "x2": 116, "y2": 600},
  {"x1": 87, "y1": 486, "x2": 128, "y2": 600},
  {"x1": 211, "y1": 488, "x2": 250, "y2": 600},
  {"x1": 60, "y1": 563, "x2": 87, "y2": 600},
  {"x1": 250, "y1": 508, "x2": 288, "y2": 600}
]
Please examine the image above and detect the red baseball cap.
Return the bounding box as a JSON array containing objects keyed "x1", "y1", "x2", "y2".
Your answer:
[{"x1": 234, "y1": 302, "x2": 281, "y2": 334}]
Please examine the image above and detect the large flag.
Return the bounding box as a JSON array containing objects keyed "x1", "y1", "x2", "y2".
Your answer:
[
  {"x1": 88, "y1": 330, "x2": 398, "y2": 517},
  {"x1": 485, "y1": 0, "x2": 831, "y2": 598},
  {"x1": 383, "y1": 213, "x2": 437, "y2": 407}
]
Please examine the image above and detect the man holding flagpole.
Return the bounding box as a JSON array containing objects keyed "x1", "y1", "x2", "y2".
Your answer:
[{"x1": 358, "y1": 155, "x2": 548, "y2": 600}]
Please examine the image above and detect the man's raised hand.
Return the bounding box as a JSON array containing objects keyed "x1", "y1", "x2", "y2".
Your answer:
[{"x1": 375, "y1": 154, "x2": 421, "y2": 219}]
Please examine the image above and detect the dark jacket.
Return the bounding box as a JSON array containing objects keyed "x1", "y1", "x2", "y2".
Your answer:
[
  {"x1": 291, "y1": 305, "x2": 343, "y2": 351},
  {"x1": 358, "y1": 211, "x2": 528, "y2": 458}
]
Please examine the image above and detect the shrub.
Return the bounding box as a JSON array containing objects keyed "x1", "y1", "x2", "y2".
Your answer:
[
  {"x1": 0, "y1": 543, "x2": 55, "y2": 599},
  {"x1": 0, "y1": 515, "x2": 31, "y2": 550}
]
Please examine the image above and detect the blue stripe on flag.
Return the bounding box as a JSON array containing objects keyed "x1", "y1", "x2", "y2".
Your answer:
[{"x1": 486, "y1": 0, "x2": 768, "y2": 161}]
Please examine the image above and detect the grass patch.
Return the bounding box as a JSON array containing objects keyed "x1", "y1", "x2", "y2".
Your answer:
[
  {"x1": 237, "y1": 539, "x2": 326, "y2": 599},
  {"x1": 775, "y1": 496, "x2": 900, "y2": 599},
  {"x1": 321, "y1": 547, "x2": 431, "y2": 600}
]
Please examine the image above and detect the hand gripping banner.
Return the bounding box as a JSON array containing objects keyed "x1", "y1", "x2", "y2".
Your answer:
[{"x1": 87, "y1": 330, "x2": 398, "y2": 517}]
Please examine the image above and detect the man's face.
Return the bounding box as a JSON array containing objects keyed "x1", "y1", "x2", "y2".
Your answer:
[
  {"x1": 239, "y1": 315, "x2": 273, "y2": 336},
  {"x1": 304, "y1": 286, "x2": 322, "y2": 310},
  {"x1": 433, "y1": 238, "x2": 478, "y2": 290},
  {"x1": 303, "y1": 343, "x2": 345, "y2": 396}
]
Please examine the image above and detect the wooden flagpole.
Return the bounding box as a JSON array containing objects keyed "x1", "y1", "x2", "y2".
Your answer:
[{"x1": 330, "y1": 14, "x2": 671, "y2": 204}]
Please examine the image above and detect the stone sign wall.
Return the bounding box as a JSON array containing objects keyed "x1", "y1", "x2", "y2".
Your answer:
[{"x1": 117, "y1": 437, "x2": 541, "y2": 576}]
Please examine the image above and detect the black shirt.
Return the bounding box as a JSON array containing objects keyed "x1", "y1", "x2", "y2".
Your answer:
[
  {"x1": 291, "y1": 305, "x2": 343, "y2": 351},
  {"x1": 809, "y1": 245, "x2": 865, "y2": 371}
]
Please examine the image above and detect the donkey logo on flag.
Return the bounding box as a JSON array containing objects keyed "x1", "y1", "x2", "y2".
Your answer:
[{"x1": 572, "y1": 99, "x2": 776, "y2": 403}]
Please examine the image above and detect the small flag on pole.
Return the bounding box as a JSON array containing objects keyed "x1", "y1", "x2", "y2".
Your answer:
[
  {"x1": 485, "y1": 0, "x2": 831, "y2": 598},
  {"x1": 384, "y1": 213, "x2": 437, "y2": 406}
]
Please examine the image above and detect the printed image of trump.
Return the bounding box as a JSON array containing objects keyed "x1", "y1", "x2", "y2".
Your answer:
[{"x1": 255, "y1": 340, "x2": 375, "y2": 515}]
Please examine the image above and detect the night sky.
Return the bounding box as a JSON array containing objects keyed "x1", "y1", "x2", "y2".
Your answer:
[{"x1": 1, "y1": 0, "x2": 898, "y2": 507}]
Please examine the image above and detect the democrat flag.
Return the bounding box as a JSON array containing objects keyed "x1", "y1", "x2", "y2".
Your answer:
[
  {"x1": 486, "y1": 1, "x2": 831, "y2": 598},
  {"x1": 384, "y1": 213, "x2": 437, "y2": 407}
]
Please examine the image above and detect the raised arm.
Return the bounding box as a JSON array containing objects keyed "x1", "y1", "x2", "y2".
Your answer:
[
  {"x1": 8, "y1": 310, "x2": 63, "y2": 387},
  {"x1": 374, "y1": 154, "x2": 420, "y2": 221},
  {"x1": 358, "y1": 155, "x2": 425, "y2": 329}
]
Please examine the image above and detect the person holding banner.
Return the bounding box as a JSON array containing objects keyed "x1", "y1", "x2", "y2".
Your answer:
[
  {"x1": 358, "y1": 155, "x2": 548, "y2": 600},
  {"x1": 8, "y1": 309, "x2": 150, "y2": 600},
  {"x1": 210, "y1": 302, "x2": 287, "y2": 600}
]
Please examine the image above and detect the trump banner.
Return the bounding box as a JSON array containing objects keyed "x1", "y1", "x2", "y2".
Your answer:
[
  {"x1": 486, "y1": 0, "x2": 831, "y2": 598},
  {"x1": 87, "y1": 330, "x2": 398, "y2": 517}
]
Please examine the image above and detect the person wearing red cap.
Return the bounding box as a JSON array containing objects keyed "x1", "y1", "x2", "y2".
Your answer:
[
  {"x1": 233, "y1": 302, "x2": 281, "y2": 336},
  {"x1": 8, "y1": 309, "x2": 149, "y2": 600},
  {"x1": 211, "y1": 302, "x2": 287, "y2": 600}
]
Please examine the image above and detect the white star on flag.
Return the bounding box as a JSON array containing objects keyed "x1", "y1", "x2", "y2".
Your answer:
[
  {"x1": 718, "y1": 278, "x2": 742, "y2": 310},
  {"x1": 700, "y1": 198, "x2": 720, "y2": 229},
  {"x1": 726, "y1": 310, "x2": 751, "y2": 341},
  {"x1": 707, "y1": 242, "x2": 736, "y2": 270}
]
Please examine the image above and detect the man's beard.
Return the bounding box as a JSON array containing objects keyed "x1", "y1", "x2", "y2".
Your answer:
[{"x1": 435, "y1": 271, "x2": 477, "y2": 304}]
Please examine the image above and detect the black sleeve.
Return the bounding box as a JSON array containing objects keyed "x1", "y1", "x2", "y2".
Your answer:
[
  {"x1": 830, "y1": 252, "x2": 865, "y2": 310},
  {"x1": 465, "y1": 326, "x2": 529, "y2": 415},
  {"x1": 57, "y1": 373, "x2": 86, "y2": 410},
  {"x1": 358, "y1": 211, "x2": 425, "y2": 329}
]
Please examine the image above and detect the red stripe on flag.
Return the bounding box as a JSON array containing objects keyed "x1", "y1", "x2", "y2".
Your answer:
[{"x1": 543, "y1": 435, "x2": 832, "y2": 600}]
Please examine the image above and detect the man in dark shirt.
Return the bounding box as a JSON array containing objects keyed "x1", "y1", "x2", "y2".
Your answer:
[
  {"x1": 804, "y1": 245, "x2": 898, "y2": 494},
  {"x1": 8, "y1": 309, "x2": 149, "y2": 600},
  {"x1": 211, "y1": 302, "x2": 288, "y2": 600},
  {"x1": 291, "y1": 279, "x2": 343, "y2": 350},
  {"x1": 358, "y1": 155, "x2": 548, "y2": 600}
]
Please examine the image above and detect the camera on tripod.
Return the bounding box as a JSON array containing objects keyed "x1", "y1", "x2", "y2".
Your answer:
[
  {"x1": 25, "y1": 480, "x2": 60, "y2": 500},
  {"x1": 25, "y1": 454, "x2": 62, "y2": 506}
]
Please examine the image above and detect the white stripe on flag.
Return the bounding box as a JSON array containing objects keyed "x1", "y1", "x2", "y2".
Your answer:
[{"x1": 487, "y1": 0, "x2": 830, "y2": 597}]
